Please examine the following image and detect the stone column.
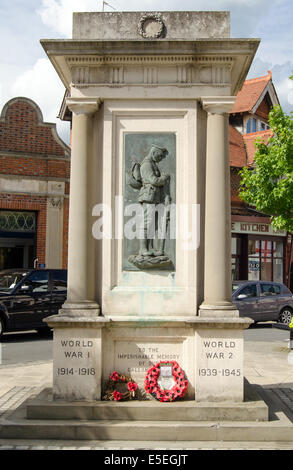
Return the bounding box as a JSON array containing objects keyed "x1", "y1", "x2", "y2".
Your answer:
[
  {"x1": 44, "y1": 98, "x2": 109, "y2": 401},
  {"x1": 195, "y1": 98, "x2": 252, "y2": 402},
  {"x1": 199, "y1": 97, "x2": 237, "y2": 317},
  {"x1": 63, "y1": 98, "x2": 100, "y2": 314}
]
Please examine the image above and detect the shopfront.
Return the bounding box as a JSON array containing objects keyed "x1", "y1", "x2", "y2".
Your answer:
[
  {"x1": 0, "y1": 210, "x2": 37, "y2": 270},
  {"x1": 231, "y1": 218, "x2": 287, "y2": 283}
]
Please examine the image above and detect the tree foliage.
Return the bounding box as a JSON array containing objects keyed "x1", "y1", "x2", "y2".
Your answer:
[{"x1": 239, "y1": 101, "x2": 293, "y2": 234}]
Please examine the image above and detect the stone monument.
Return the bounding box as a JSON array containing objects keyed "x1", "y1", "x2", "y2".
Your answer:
[{"x1": 41, "y1": 11, "x2": 260, "y2": 405}]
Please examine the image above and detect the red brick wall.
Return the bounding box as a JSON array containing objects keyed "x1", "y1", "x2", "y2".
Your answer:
[
  {"x1": 0, "y1": 97, "x2": 70, "y2": 269},
  {"x1": 0, "y1": 155, "x2": 69, "y2": 179},
  {"x1": 0, "y1": 99, "x2": 66, "y2": 156}
]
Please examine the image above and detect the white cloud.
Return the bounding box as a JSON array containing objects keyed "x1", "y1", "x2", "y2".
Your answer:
[
  {"x1": 248, "y1": 57, "x2": 293, "y2": 113},
  {"x1": 37, "y1": 0, "x2": 101, "y2": 37},
  {"x1": 31, "y1": 0, "x2": 292, "y2": 137},
  {"x1": 37, "y1": 0, "x2": 276, "y2": 38}
]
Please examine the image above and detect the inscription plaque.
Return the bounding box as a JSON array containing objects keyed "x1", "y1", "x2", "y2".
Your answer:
[{"x1": 114, "y1": 341, "x2": 182, "y2": 376}]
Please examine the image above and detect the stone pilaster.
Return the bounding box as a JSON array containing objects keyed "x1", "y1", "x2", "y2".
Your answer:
[{"x1": 199, "y1": 97, "x2": 238, "y2": 318}]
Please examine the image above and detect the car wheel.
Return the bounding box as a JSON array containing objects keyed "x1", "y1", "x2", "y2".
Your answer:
[{"x1": 279, "y1": 308, "x2": 293, "y2": 325}]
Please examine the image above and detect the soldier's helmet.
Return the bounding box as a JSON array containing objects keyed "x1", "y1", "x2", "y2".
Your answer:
[{"x1": 150, "y1": 145, "x2": 169, "y2": 160}]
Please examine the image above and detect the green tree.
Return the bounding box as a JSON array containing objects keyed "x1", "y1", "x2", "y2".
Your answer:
[
  {"x1": 239, "y1": 91, "x2": 293, "y2": 285},
  {"x1": 239, "y1": 107, "x2": 293, "y2": 232}
]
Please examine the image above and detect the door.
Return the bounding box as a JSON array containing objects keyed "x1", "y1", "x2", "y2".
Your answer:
[
  {"x1": 258, "y1": 283, "x2": 280, "y2": 321},
  {"x1": 233, "y1": 283, "x2": 260, "y2": 321}
]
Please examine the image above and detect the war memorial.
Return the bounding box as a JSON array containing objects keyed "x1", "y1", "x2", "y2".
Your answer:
[{"x1": 1, "y1": 10, "x2": 285, "y2": 443}]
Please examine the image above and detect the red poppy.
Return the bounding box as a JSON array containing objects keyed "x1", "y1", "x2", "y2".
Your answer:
[
  {"x1": 112, "y1": 390, "x2": 122, "y2": 401},
  {"x1": 110, "y1": 371, "x2": 120, "y2": 382},
  {"x1": 127, "y1": 382, "x2": 138, "y2": 392}
]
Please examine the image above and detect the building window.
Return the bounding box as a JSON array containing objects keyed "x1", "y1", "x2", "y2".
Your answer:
[
  {"x1": 248, "y1": 237, "x2": 284, "y2": 282},
  {"x1": 246, "y1": 119, "x2": 251, "y2": 133},
  {"x1": 231, "y1": 236, "x2": 242, "y2": 280},
  {"x1": 252, "y1": 118, "x2": 257, "y2": 132},
  {"x1": 0, "y1": 211, "x2": 36, "y2": 233}
]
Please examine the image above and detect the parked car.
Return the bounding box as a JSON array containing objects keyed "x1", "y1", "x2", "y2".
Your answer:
[
  {"x1": 0, "y1": 269, "x2": 67, "y2": 338},
  {"x1": 232, "y1": 280, "x2": 293, "y2": 325}
]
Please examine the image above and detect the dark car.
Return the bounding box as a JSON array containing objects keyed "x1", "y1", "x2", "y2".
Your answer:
[
  {"x1": 232, "y1": 280, "x2": 293, "y2": 325},
  {"x1": 0, "y1": 268, "x2": 67, "y2": 338}
]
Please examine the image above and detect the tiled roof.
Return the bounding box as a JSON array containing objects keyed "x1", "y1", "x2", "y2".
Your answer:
[
  {"x1": 243, "y1": 129, "x2": 273, "y2": 166},
  {"x1": 229, "y1": 125, "x2": 247, "y2": 167},
  {"x1": 231, "y1": 206, "x2": 269, "y2": 217},
  {"x1": 231, "y1": 71, "x2": 272, "y2": 114}
]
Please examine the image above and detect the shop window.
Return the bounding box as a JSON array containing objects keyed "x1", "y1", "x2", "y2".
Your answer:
[
  {"x1": 248, "y1": 239, "x2": 260, "y2": 281},
  {"x1": 0, "y1": 211, "x2": 36, "y2": 233},
  {"x1": 261, "y1": 240, "x2": 272, "y2": 281},
  {"x1": 247, "y1": 237, "x2": 284, "y2": 282},
  {"x1": 273, "y1": 241, "x2": 283, "y2": 282},
  {"x1": 231, "y1": 236, "x2": 241, "y2": 280}
]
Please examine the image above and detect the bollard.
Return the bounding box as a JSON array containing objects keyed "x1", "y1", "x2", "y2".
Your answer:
[{"x1": 288, "y1": 320, "x2": 293, "y2": 364}]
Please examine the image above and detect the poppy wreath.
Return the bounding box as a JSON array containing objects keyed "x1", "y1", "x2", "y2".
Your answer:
[
  {"x1": 144, "y1": 361, "x2": 188, "y2": 402},
  {"x1": 103, "y1": 371, "x2": 138, "y2": 401}
]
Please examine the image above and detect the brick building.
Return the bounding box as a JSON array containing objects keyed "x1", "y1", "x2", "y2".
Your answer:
[
  {"x1": 229, "y1": 72, "x2": 292, "y2": 287},
  {"x1": 0, "y1": 97, "x2": 70, "y2": 270}
]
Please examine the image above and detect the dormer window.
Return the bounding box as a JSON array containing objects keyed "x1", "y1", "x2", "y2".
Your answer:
[
  {"x1": 246, "y1": 118, "x2": 251, "y2": 133},
  {"x1": 246, "y1": 117, "x2": 270, "y2": 134},
  {"x1": 252, "y1": 118, "x2": 257, "y2": 132}
]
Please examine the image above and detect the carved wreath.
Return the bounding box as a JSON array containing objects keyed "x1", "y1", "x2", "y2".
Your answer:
[{"x1": 138, "y1": 13, "x2": 164, "y2": 39}]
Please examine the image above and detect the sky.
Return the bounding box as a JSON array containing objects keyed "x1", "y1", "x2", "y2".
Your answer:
[{"x1": 0, "y1": 0, "x2": 293, "y2": 145}]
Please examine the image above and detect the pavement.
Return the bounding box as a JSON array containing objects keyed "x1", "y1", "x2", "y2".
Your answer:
[{"x1": 1, "y1": 329, "x2": 293, "y2": 450}]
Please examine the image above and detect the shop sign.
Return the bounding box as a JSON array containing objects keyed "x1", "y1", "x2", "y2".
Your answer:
[{"x1": 231, "y1": 221, "x2": 286, "y2": 237}]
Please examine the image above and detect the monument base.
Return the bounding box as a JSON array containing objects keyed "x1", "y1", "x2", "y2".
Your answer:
[
  {"x1": 45, "y1": 313, "x2": 252, "y2": 403},
  {"x1": 1, "y1": 382, "x2": 282, "y2": 443},
  {"x1": 26, "y1": 381, "x2": 268, "y2": 422}
]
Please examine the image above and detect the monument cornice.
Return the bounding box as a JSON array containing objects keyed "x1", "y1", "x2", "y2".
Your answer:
[{"x1": 41, "y1": 38, "x2": 260, "y2": 95}]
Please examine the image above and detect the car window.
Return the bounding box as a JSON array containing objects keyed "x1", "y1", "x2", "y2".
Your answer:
[
  {"x1": 260, "y1": 284, "x2": 279, "y2": 296},
  {"x1": 51, "y1": 271, "x2": 67, "y2": 292},
  {"x1": 0, "y1": 271, "x2": 28, "y2": 291},
  {"x1": 232, "y1": 283, "x2": 242, "y2": 293},
  {"x1": 237, "y1": 284, "x2": 257, "y2": 298},
  {"x1": 281, "y1": 285, "x2": 292, "y2": 295},
  {"x1": 21, "y1": 271, "x2": 49, "y2": 293}
]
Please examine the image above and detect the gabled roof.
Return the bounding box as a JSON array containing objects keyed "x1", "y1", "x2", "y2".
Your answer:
[
  {"x1": 230, "y1": 128, "x2": 273, "y2": 167},
  {"x1": 229, "y1": 125, "x2": 247, "y2": 167},
  {"x1": 243, "y1": 129, "x2": 273, "y2": 166},
  {"x1": 231, "y1": 71, "x2": 279, "y2": 114}
]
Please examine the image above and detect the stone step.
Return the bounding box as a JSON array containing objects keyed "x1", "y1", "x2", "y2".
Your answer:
[
  {"x1": 1, "y1": 415, "x2": 293, "y2": 442},
  {"x1": 25, "y1": 386, "x2": 268, "y2": 422}
]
